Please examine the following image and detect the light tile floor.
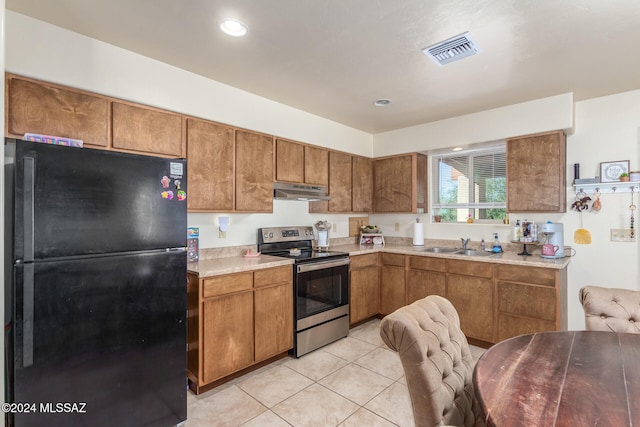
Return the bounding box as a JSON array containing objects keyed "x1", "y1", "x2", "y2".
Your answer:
[{"x1": 186, "y1": 318, "x2": 486, "y2": 427}]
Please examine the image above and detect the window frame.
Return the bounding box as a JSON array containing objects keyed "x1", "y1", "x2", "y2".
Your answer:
[{"x1": 431, "y1": 144, "x2": 507, "y2": 222}]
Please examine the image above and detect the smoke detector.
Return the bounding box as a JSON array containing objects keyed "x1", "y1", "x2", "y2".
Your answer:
[{"x1": 422, "y1": 32, "x2": 481, "y2": 66}]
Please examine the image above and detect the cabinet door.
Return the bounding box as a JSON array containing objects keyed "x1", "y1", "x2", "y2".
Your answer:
[
  {"x1": 406, "y1": 269, "x2": 446, "y2": 305},
  {"x1": 352, "y1": 156, "x2": 373, "y2": 212},
  {"x1": 112, "y1": 102, "x2": 183, "y2": 157},
  {"x1": 276, "y1": 139, "x2": 304, "y2": 183},
  {"x1": 506, "y1": 130, "x2": 566, "y2": 212},
  {"x1": 379, "y1": 255, "x2": 405, "y2": 315},
  {"x1": 328, "y1": 151, "x2": 353, "y2": 212},
  {"x1": 305, "y1": 145, "x2": 329, "y2": 185},
  {"x1": 235, "y1": 130, "x2": 274, "y2": 212},
  {"x1": 255, "y1": 283, "x2": 293, "y2": 361},
  {"x1": 202, "y1": 292, "x2": 254, "y2": 383},
  {"x1": 373, "y1": 155, "x2": 413, "y2": 212},
  {"x1": 447, "y1": 274, "x2": 494, "y2": 342},
  {"x1": 350, "y1": 265, "x2": 379, "y2": 324},
  {"x1": 186, "y1": 118, "x2": 234, "y2": 211},
  {"x1": 7, "y1": 75, "x2": 109, "y2": 148}
]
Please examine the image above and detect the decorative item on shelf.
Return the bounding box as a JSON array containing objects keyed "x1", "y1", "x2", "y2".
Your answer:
[
  {"x1": 359, "y1": 225, "x2": 380, "y2": 234},
  {"x1": 600, "y1": 160, "x2": 629, "y2": 183},
  {"x1": 630, "y1": 171, "x2": 640, "y2": 182},
  {"x1": 630, "y1": 188, "x2": 636, "y2": 240},
  {"x1": 467, "y1": 214, "x2": 473, "y2": 223},
  {"x1": 620, "y1": 172, "x2": 630, "y2": 182},
  {"x1": 591, "y1": 190, "x2": 602, "y2": 212},
  {"x1": 360, "y1": 232, "x2": 384, "y2": 246},
  {"x1": 572, "y1": 190, "x2": 592, "y2": 244},
  {"x1": 512, "y1": 240, "x2": 540, "y2": 256}
]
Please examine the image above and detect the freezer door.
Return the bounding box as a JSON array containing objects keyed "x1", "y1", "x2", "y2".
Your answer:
[
  {"x1": 8, "y1": 139, "x2": 187, "y2": 260},
  {"x1": 8, "y1": 251, "x2": 187, "y2": 427}
]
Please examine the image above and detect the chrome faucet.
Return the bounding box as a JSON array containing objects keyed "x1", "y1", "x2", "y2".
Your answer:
[{"x1": 460, "y1": 238, "x2": 470, "y2": 249}]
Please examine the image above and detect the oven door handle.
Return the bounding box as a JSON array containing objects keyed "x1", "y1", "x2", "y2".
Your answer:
[{"x1": 297, "y1": 258, "x2": 350, "y2": 273}]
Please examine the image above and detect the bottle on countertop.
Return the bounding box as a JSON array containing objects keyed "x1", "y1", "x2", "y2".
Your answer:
[
  {"x1": 530, "y1": 221, "x2": 538, "y2": 241},
  {"x1": 491, "y1": 233, "x2": 503, "y2": 253},
  {"x1": 513, "y1": 220, "x2": 522, "y2": 241},
  {"x1": 480, "y1": 238, "x2": 485, "y2": 252}
]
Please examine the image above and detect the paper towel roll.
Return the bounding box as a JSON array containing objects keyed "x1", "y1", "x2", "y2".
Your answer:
[{"x1": 413, "y1": 222, "x2": 424, "y2": 246}]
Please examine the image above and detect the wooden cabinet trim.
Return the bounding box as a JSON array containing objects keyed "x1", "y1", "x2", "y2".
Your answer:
[
  {"x1": 409, "y1": 255, "x2": 446, "y2": 272},
  {"x1": 446, "y1": 259, "x2": 493, "y2": 278},
  {"x1": 203, "y1": 272, "x2": 253, "y2": 298},
  {"x1": 351, "y1": 253, "x2": 378, "y2": 269},
  {"x1": 254, "y1": 265, "x2": 293, "y2": 287},
  {"x1": 381, "y1": 252, "x2": 405, "y2": 267}
]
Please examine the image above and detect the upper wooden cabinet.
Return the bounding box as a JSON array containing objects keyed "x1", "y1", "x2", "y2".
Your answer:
[
  {"x1": 506, "y1": 130, "x2": 566, "y2": 212},
  {"x1": 275, "y1": 139, "x2": 304, "y2": 183},
  {"x1": 112, "y1": 102, "x2": 183, "y2": 157},
  {"x1": 186, "y1": 118, "x2": 234, "y2": 211},
  {"x1": 6, "y1": 74, "x2": 109, "y2": 147},
  {"x1": 352, "y1": 156, "x2": 373, "y2": 212},
  {"x1": 275, "y1": 138, "x2": 329, "y2": 186},
  {"x1": 235, "y1": 130, "x2": 274, "y2": 212},
  {"x1": 304, "y1": 145, "x2": 329, "y2": 186},
  {"x1": 373, "y1": 153, "x2": 428, "y2": 213},
  {"x1": 328, "y1": 151, "x2": 353, "y2": 212}
]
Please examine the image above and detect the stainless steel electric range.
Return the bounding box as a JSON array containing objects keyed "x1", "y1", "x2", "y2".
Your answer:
[{"x1": 257, "y1": 226, "x2": 350, "y2": 357}]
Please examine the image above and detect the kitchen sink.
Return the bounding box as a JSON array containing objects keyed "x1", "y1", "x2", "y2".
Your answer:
[
  {"x1": 454, "y1": 249, "x2": 495, "y2": 257},
  {"x1": 415, "y1": 247, "x2": 459, "y2": 253}
]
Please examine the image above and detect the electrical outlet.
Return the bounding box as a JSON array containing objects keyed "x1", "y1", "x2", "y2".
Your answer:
[
  {"x1": 610, "y1": 228, "x2": 636, "y2": 242},
  {"x1": 395, "y1": 222, "x2": 400, "y2": 232},
  {"x1": 219, "y1": 230, "x2": 227, "y2": 239}
]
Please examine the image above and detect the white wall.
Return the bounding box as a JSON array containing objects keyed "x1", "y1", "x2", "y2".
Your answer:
[
  {"x1": 563, "y1": 90, "x2": 640, "y2": 329},
  {"x1": 372, "y1": 93, "x2": 574, "y2": 156}
]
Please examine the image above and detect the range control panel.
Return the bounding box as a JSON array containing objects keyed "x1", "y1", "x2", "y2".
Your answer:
[{"x1": 258, "y1": 226, "x2": 315, "y2": 244}]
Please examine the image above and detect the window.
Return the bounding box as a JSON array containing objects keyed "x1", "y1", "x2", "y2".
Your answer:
[{"x1": 432, "y1": 145, "x2": 506, "y2": 222}]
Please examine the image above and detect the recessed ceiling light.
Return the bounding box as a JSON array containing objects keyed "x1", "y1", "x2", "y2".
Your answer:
[
  {"x1": 219, "y1": 19, "x2": 248, "y2": 37},
  {"x1": 374, "y1": 99, "x2": 392, "y2": 107},
  {"x1": 452, "y1": 147, "x2": 463, "y2": 152}
]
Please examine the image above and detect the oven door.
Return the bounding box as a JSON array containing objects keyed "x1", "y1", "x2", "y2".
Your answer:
[{"x1": 295, "y1": 258, "x2": 350, "y2": 326}]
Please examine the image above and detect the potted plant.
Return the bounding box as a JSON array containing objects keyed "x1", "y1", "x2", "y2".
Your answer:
[{"x1": 620, "y1": 172, "x2": 630, "y2": 182}]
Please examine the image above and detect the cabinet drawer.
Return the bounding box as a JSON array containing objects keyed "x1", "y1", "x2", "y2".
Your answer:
[
  {"x1": 381, "y1": 253, "x2": 405, "y2": 267},
  {"x1": 254, "y1": 266, "x2": 292, "y2": 288},
  {"x1": 498, "y1": 281, "x2": 557, "y2": 321},
  {"x1": 496, "y1": 264, "x2": 556, "y2": 287},
  {"x1": 409, "y1": 256, "x2": 446, "y2": 272},
  {"x1": 203, "y1": 272, "x2": 253, "y2": 298},
  {"x1": 497, "y1": 314, "x2": 557, "y2": 342},
  {"x1": 350, "y1": 254, "x2": 378, "y2": 269},
  {"x1": 447, "y1": 259, "x2": 493, "y2": 278}
]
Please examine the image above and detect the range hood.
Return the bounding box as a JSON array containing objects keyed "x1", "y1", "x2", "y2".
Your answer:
[{"x1": 273, "y1": 182, "x2": 331, "y2": 201}]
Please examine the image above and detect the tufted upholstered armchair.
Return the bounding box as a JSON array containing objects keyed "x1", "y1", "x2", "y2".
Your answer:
[
  {"x1": 579, "y1": 285, "x2": 640, "y2": 333},
  {"x1": 379, "y1": 295, "x2": 485, "y2": 427}
]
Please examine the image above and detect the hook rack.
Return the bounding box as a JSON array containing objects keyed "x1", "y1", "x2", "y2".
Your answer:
[{"x1": 574, "y1": 182, "x2": 639, "y2": 194}]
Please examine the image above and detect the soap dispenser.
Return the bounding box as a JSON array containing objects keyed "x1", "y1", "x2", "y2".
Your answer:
[{"x1": 491, "y1": 232, "x2": 503, "y2": 253}]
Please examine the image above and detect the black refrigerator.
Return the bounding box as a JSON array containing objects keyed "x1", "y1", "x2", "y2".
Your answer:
[{"x1": 4, "y1": 138, "x2": 188, "y2": 427}]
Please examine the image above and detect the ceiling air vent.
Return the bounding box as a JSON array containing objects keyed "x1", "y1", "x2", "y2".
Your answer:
[{"x1": 422, "y1": 32, "x2": 481, "y2": 66}]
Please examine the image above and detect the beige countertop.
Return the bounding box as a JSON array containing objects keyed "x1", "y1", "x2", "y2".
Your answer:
[
  {"x1": 188, "y1": 255, "x2": 293, "y2": 277},
  {"x1": 332, "y1": 243, "x2": 572, "y2": 269},
  {"x1": 188, "y1": 242, "x2": 570, "y2": 277}
]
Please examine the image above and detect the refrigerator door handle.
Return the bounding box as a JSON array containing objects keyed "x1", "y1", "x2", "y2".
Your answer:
[
  {"x1": 23, "y1": 263, "x2": 34, "y2": 367},
  {"x1": 23, "y1": 157, "x2": 35, "y2": 262}
]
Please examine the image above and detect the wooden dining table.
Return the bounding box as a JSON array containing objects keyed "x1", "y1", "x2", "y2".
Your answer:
[{"x1": 473, "y1": 330, "x2": 640, "y2": 427}]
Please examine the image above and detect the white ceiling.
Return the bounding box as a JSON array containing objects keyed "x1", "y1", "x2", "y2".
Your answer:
[{"x1": 6, "y1": 0, "x2": 640, "y2": 134}]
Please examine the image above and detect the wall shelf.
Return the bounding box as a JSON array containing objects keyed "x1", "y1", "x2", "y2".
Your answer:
[{"x1": 573, "y1": 182, "x2": 639, "y2": 194}]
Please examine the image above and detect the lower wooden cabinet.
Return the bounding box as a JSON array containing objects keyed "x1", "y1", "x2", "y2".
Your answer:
[
  {"x1": 406, "y1": 256, "x2": 446, "y2": 304},
  {"x1": 379, "y1": 253, "x2": 406, "y2": 315},
  {"x1": 202, "y1": 291, "x2": 254, "y2": 384},
  {"x1": 349, "y1": 254, "x2": 379, "y2": 324},
  {"x1": 188, "y1": 266, "x2": 293, "y2": 393},
  {"x1": 496, "y1": 264, "x2": 566, "y2": 341}
]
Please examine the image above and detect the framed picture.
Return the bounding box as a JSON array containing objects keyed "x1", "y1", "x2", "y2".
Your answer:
[{"x1": 600, "y1": 160, "x2": 630, "y2": 182}]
